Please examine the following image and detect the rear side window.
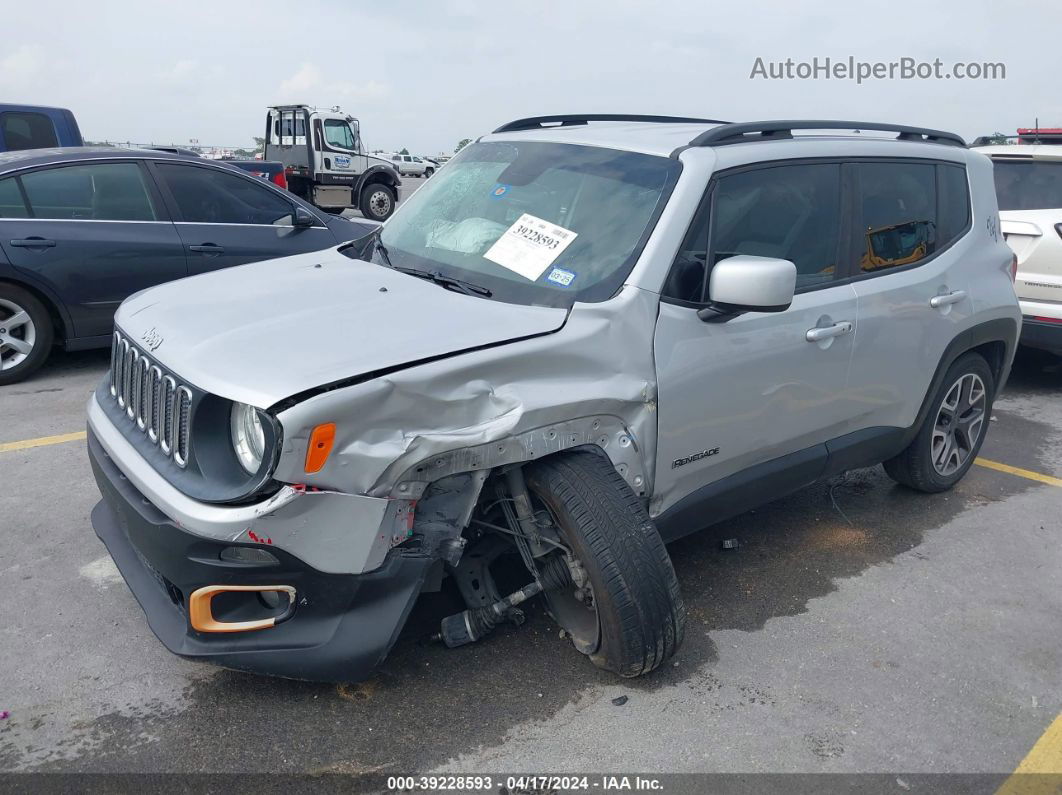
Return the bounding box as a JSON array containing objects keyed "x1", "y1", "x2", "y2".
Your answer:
[
  {"x1": 855, "y1": 162, "x2": 936, "y2": 273},
  {"x1": 938, "y1": 164, "x2": 971, "y2": 245},
  {"x1": 157, "y1": 163, "x2": 295, "y2": 225},
  {"x1": 1, "y1": 112, "x2": 59, "y2": 151},
  {"x1": 0, "y1": 177, "x2": 29, "y2": 217},
  {"x1": 20, "y1": 162, "x2": 158, "y2": 221},
  {"x1": 663, "y1": 162, "x2": 843, "y2": 302},
  {"x1": 993, "y1": 160, "x2": 1062, "y2": 211}
]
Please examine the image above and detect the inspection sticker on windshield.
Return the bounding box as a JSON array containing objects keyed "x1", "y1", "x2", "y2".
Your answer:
[
  {"x1": 546, "y1": 267, "x2": 576, "y2": 287},
  {"x1": 483, "y1": 213, "x2": 578, "y2": 281}
]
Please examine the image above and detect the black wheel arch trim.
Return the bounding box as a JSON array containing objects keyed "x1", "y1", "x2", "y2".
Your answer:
[
  {"x1": 898, "y1": 316, "x2": 1018, "y2": 451},
  {"x1": 0, "y1": 273, "x2": 74, "y2": 343},
  {"x1": 354, "y1": 164, "x2": 401, "y2": 196}
]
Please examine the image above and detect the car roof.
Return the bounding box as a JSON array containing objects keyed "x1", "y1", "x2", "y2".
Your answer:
[
  {"x1": 0, "y1": 146, "x2": 196, "y2": 169},
  {"x1": 483, "y1": 121, "x2": 967, "y2": 159},
  {"x1": 972, "y1": 144, "x2": 1062, "y2": 161},
  {"x1": 0, "y1": 145, "x2": 196, "y2": 173}
]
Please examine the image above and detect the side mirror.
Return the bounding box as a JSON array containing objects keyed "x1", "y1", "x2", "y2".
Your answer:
[
  {"x1": 698, "y1": 255, "x2": 797, "y2": 322},
  {"x1": 293, "y1": 206, "x2": 316, "y2": 227}
]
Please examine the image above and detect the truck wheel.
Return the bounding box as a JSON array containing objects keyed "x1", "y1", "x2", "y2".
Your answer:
[
  {"x1": 525, "y1": 450, "x2": 685, "y2": 677},
  {"x1": 0, "y1": 283, "x2": 54, "y2": 385},
  {"x1": 883, "y1": 352, "x2": 995, "y2": 493},
  {"x1": 425, "y1": 167, "x2": 435, "y2": 178},
  {"x1": 359, "y1": 183, "x2": 396, "y2": 221}
]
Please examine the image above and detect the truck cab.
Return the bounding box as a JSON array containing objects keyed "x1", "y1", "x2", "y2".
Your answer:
[
  {"x1": 0, "y1": 104, "x2": 83, "y2": 152},
  {"x1": 264, "y1": 105, "x2": 401, "y2": 221}
]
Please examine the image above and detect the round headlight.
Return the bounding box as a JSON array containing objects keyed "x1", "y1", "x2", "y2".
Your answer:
[{"x1": 230, "y1": 402, "x2": 266, "y2": 474}]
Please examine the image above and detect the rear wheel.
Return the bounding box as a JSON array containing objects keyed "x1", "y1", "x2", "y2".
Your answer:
[
  {"x1": 359, "y1": 183, "x2": 396, "y2": 221},
  {"x1": 524, "y1": 451, "x2": 685, "y2": 677},
  {"x1": 0, "y1": 284, "x2": 54, "y2": 385},
  {"x1": 883, "y1": 352, "x2": 994, "y2": 492}
]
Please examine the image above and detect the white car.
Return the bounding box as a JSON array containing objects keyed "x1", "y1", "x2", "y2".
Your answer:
[
  {"x1": 388, "y1": 153, "x2": 436, "y2": 178},
  {"x1": 975, "y1": 144, "x2": 1062, "y2": 356}
]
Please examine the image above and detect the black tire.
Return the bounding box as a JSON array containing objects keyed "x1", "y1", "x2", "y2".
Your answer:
[
  {"x1": 525, "y1": 450, "x2": 685, "y2": 677},
  {"x1": 318, "y1": 206, "x2": 346, "y2": 215},
  {"x1": 0, "y1": 283, "x2": 54, "y2": 386},
  {"x1": 425, "y1": 168, "x2": 434, "y2": 178},
  {"x1": 359, "y1": 182, "x2": 396, "y2": 221},
  {"x1": 883, "y1": 352, "x2": 995, "y2": 493}
]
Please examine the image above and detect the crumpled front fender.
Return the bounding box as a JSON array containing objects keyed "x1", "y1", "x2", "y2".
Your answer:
[{"x1": 274, "y1": 286, "x2": 662, "y2": 500}]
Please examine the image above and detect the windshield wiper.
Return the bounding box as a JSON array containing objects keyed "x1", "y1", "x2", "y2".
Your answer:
[
  {"x1": 393, "y1": 266, "x2": 493, "y2": 298},
  {"x1": 372, "y1": 235, "x2": 393, "y2": 268}
]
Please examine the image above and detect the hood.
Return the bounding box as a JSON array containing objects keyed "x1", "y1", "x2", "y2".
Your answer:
[{"x1": 116, "y1": 247, "x2": 568, "y2": 408}]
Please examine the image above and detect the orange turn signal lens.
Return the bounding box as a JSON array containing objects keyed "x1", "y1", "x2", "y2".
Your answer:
[{"x1": 305, "y1": 422, "x2": 336, "y2": 473}]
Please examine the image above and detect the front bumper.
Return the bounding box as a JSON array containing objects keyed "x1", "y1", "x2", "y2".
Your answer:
[
  {"x1": 88, "y1": 429, "x2": 432, "y2": 681},
  {"x1": 1020, "y1": 315, "x2": 1062, "y2": 356}
]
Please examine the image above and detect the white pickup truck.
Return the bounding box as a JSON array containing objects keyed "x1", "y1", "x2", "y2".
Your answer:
[
  {"x1": 387, "y1": 153, "x2": 437, "y2": 178},
  {"x1": 264, "y1": 105, "x2": 402, "y2": 221}
]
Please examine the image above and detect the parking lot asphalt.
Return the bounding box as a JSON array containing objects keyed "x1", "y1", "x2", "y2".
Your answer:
[{"x1": 1, "y1": 337, "x2": 1060, "y2": 777}]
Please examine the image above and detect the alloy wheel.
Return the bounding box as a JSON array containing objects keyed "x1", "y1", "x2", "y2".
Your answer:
[
  {"x1": 931, "y1": 372, "x2": 987, "y2": 476},
  {"x1": 0, "y1": 298, "x2": 37, "y2": 371}
]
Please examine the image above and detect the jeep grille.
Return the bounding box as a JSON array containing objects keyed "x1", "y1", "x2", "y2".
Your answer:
[{"x1": 109, "y1": 332, "x2": 192, "y2": 467}]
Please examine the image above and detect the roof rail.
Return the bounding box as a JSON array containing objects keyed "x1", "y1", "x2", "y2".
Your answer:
[
  {"x1": 493, "y1": 114, "x2": 730, "y2": 134},
  {"x1": 687, "y1": 120, "x2": 966, "y2": 148}
]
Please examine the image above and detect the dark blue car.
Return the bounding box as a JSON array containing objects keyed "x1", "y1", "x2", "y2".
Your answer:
[{"x1": 0, "y1": 147, "x2": 377, "y2": 383}]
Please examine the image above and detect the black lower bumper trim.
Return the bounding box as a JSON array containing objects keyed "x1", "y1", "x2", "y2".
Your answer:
[
  {"x1": 1020, "y1": 316, "x2": 1062, "y2": 356},
  {"x1": 88, "y1": 428, "x2": 431, "y2": 682}
]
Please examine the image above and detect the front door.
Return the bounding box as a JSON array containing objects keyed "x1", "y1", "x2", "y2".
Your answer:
[
  {"x1": 0, "y1": 160, "x2": 185, "y2": 340},
  {"x1": 150, "y1": 161, "x2": 336, "y2": 275},
  {"x1": 653, "y1": 161, "x2": 861, "y2": 518}
]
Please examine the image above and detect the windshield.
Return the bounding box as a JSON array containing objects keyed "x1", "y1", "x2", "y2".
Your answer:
[
  {"x1": 993, "y1": 159, "x2": 1062, "y2": 211},
  {"x1": 361, "y1": 141, "x2": 681, "y2": 306}
]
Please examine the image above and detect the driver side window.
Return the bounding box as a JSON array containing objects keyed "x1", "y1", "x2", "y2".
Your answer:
[
  {"x1": 663, "y1": 163, "x2": 843, "y2": 302},
  {"x1": 323, "y1": 119, "x2": 356, "y2": 150}
]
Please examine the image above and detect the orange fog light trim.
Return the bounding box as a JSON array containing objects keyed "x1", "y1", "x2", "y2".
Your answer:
[
  {"x1": 305, "y1": 422, "x2": 336, "y2": 473},
  {"x1": 188, "y1": 585, "x2": 296, "y2": 633}
]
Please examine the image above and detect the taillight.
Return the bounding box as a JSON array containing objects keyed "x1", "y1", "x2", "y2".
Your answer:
[
  {"x1": 1009, "y1": 254, "x2": 1018, "y2": 283},
  {"x1": 272, "y1": 170, "x2": 288, "y2": 191}
]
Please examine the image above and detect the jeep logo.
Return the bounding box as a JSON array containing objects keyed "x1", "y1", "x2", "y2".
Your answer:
[{"x1": 141, "y1": 327, "x2": 164, "y2": 352}]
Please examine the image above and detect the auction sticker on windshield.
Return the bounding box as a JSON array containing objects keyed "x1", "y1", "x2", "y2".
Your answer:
[{"x1": 484, "y1": 213, "x2": 578, "y2": 281}]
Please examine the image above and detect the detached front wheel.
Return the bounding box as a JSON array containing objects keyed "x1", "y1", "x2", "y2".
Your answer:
[{"x1": 525, "y1": 451, "x2": 685, "y2": 677}]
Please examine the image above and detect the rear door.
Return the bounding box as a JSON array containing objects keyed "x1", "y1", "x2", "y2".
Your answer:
[
  {"x1": 0, "y1": 160, "x2": 185, "y2": 340},
  {"x1": 845, "y1": 160, "x2": 972, "y2": 431},
  {"x1": 149, "y1": 161, "x2": 336, "y2": 275}
]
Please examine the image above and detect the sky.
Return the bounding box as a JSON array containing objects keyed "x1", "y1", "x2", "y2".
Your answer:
[{"x1": 1, "y1": 0, "x2": 1059, "y2": 156}]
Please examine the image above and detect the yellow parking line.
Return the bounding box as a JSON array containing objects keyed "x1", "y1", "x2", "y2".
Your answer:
[
  {"x1": 0, "y1": 430, "x2": 86, "y2": 453},
  {"x1": 997, "y1": 713, "x2": 1062, "y2": 793},
  {"x1": 975, "y1": 457, "x2": 1062, "y2": 488}
]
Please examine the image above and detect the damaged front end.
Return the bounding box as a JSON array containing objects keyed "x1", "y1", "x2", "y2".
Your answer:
[{"x1": 87, "y1": 284, "x2": 662, "y2": 681}]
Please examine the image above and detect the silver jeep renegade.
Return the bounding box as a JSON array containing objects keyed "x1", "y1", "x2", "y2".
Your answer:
[{"x1": 87, "y1": 116, "x2": 1021, "y2": 681}]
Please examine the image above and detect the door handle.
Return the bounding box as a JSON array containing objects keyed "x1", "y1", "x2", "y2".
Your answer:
[
  {"x1": 805, "y1": 321, "x2": 853, "y2": 342},
  {"x1": 929, "y1": 290, "x2": 966, "y2": 308},
  {"x1": 10, "y1": 238, "x2": 56, "y2": 248},
  {"x1": 188, "y1": 244, "x2": 225, "y2": 254}
]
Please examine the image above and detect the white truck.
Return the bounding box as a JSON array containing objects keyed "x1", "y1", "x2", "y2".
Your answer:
[{"x1": 264, "y1": 105, "x2": 402, "y2": 221}]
